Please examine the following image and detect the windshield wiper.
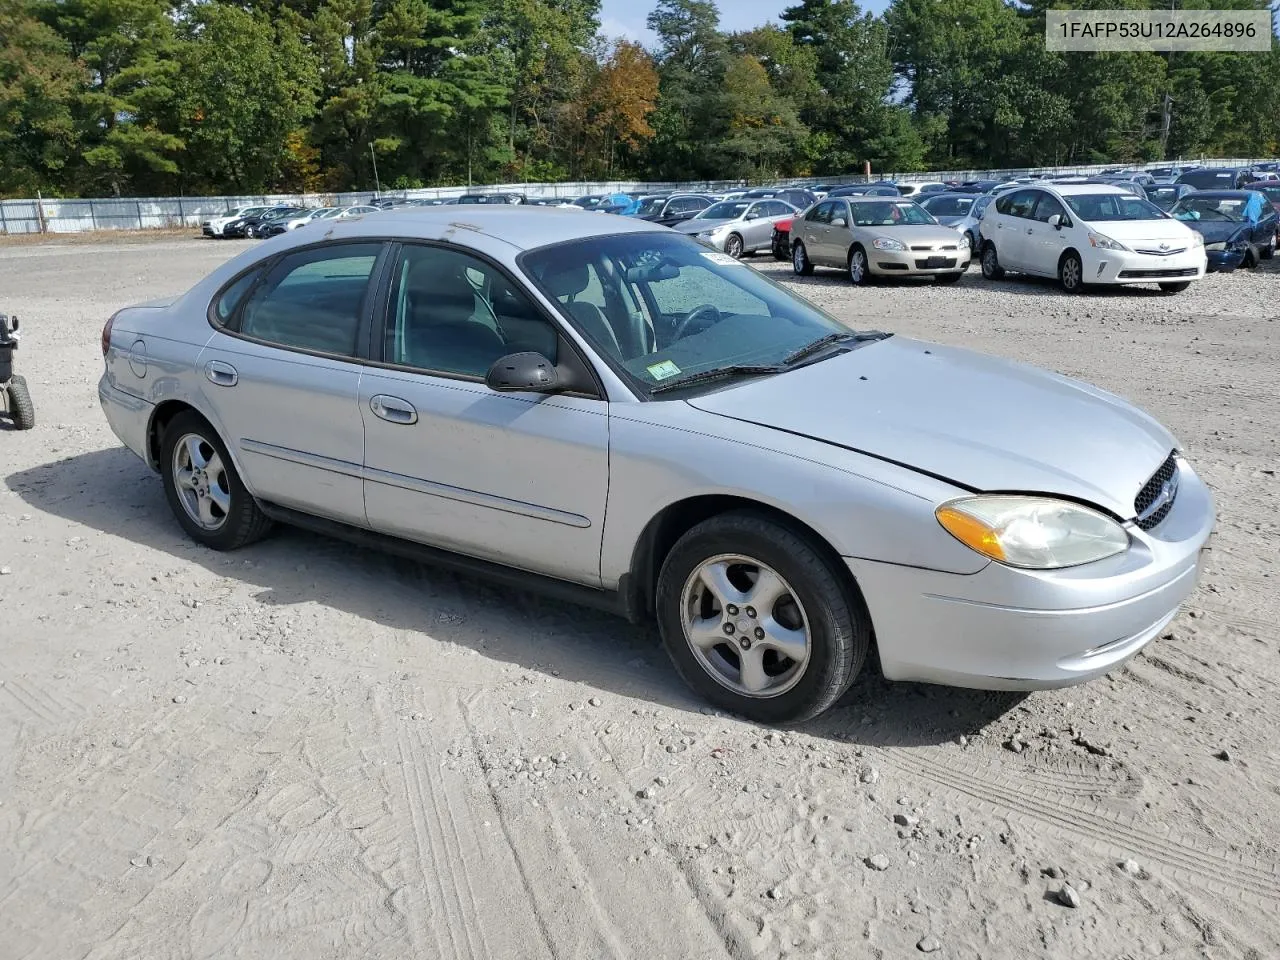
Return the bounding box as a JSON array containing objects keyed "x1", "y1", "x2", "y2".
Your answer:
[
  {"x1": 650, "y1": 365, "x2": 783, "y2": 395},
  {"x1": 783, "y1": 331, "x2": 886, "y2": 367}
]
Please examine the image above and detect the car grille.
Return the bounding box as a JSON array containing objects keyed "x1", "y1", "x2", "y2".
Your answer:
[
  {"x1": 1134, "y1": 451, "x2": 1179, "y2": 530},
  {"x1": 910, "y1": 244, "x2": 958, "y2": 251},
  {"x1": 1133, "y1": 246, "x2": 1188, "y2": 256},
  {"x1": 1116, "y1": 268, "x2": 1198, "y2": 279},
  {"x1": 914, "y1": 258, "x2": 958, "y2": 269}
]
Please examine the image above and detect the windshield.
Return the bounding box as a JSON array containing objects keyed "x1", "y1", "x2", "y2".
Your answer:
[
  {"x1": 1251, "y1": 185, "x2": 1280, "y2": 202},
  {"x1": 920, "y1": 195, "x2": 974, "y2": 217},
  {"x1": 849, "y1": 200, "x2": 937, "y2": 226},
  {"x1": 1146, "y1": 187, "x2": 1182, "y2": 209},
  {"x1": 521, "y1": 232, "x2": 861, "y2": 397},
  {"x1": 1062, "y1": 193, "x2": 1165, "y2": 221},
  {"x1": 636, "y1": 197, "x2": 667, "y2": 216},
  {"x1": 1171, "y1": 197, "x2": 1247, "y2": 222},
  {"x1": 697, "y1": 202, "x2": 749, "y2": 220}
]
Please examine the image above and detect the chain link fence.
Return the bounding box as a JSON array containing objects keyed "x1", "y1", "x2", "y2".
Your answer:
[{"x1": 1, "y1": 160, "x2": 1271, "y2": 235}]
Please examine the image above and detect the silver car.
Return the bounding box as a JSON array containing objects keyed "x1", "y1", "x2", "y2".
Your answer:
[
  {"x1": 791, "y1": 197, "x2": 971, "y2": 284},
  {"x1": 918, "y1": 192, "x2": 993, "y2": 253},
  {"x1": 99, "y1": 207, "x2": 1215, "y2": 723},
  {"x1": 672, "y1": 199, "x2": 799, "y2": 258}
]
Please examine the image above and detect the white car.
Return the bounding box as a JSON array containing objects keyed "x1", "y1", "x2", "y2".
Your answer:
[
  {"x1": 282, "y1": 207, "x2": 336, "y2": 230},
  {"x1": 897, "y1": 181, "x2": 948, "y2": 197},
  {"x1": 979, "y1": 184, "x2": 1206, "y2": 293},
  {"x1": 201, "y1": 206, "x2": 270, "y2": 238}
]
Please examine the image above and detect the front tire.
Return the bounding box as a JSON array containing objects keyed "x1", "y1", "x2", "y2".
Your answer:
[
  {"x1": 4, "y1": 375, "x2": 35, "y2": 430},
  {"x1": 160, "y1": 411, "x2": 272, "y2": 550},
  {"x1": 724, "y1": 233, "x2": 744, "y2": 259},
  {"x1": 1159, "y1": 281, "x2": 1192, "y2": 293},
  {"x1": 655, "y1": 511, "x2": 870, "y2": 724},
  {"x1": 980, "y1": 243, "x2": 1004, "y2": 280},
  {"x1": 792, "y1": 241, "x2": 814, "y2": 276},
  {"x1": 848, "y1": 246, "x2": 870, "y2": 286},
  {"x1": 1058, "y1": 251, "x2": 1084, "y2": 293}
]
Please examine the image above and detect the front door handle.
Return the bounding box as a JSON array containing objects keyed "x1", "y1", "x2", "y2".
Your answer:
[
  {"x1": 204, "y1": 360, "x2": 238, "y2": 387},
  {"x1": 370, "y1": 394, "x2": 418, "y2": 425}
]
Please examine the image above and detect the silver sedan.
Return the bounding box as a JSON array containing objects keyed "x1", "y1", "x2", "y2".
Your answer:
[
  {"x1": 99, "y1": 206, "x2": 1214, "y2": 723},
  {"x1": 671, "y1": 199, "x2": 799, "y2": 258}
]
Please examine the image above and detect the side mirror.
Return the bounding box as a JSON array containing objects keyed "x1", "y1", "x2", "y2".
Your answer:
[
  {"x1": 1047, "y1": 214, "x2": 1063, "y2": 229},
  {"x1": 831, "y1": 217, "x2": 848, "y2": 228},
  {"x1": 485, "y1": 352, "x2": 562, "y2": 393},
  {"x1": 745, "y1": 211, "x2": 760, "y2": 220}
]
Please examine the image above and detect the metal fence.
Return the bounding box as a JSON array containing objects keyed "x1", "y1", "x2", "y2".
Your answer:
[{"x1": 1, "y1": 159, "x2": 1273, "y2": 235}]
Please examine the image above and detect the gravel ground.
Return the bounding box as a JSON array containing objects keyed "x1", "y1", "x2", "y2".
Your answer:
[{"x1": 1, "y1": 236, "x2": 1278, "y2": 959}]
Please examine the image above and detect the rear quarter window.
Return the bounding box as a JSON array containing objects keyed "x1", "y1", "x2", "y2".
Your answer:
[{"x1": 212, "y1": 268, "x2": 263, "y2": 325}]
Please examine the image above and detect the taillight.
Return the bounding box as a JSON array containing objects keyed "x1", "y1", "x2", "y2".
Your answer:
[{"x1": 101, "y1": 313, "x2": 116, "y2": 356}]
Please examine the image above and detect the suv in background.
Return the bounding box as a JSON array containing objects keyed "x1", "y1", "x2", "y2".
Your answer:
[{"x1": 1176, "y1": 167, "x2": 1254, "y2": 191}]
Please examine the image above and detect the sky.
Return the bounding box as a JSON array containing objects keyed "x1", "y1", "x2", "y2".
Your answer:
[{"x1": 599, "y1": 0, "x2": 890, "y2": 47}]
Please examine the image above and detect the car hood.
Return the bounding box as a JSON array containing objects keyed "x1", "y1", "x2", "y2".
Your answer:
[
  {"x1": 1175, "y1": 219, "x2": 1248, "y2": 243},
  {"x1": 673, "y1": 218, "x2": 736, "y2": 234},
  {"x1": 1082, "y1": 218, "x2": 1197, "y2": 245},
  {"x1": 686, "y1": 337, "x2": 1175, "y2": 519}
]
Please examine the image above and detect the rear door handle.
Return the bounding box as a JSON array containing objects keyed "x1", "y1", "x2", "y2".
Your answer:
[
  {"x1": 370, "y1": 395, "x2": 417, "y2": 425},
  {"x1": 204, "y1": 360, "x2": 238, "y2": 387},
  {"x1": 1026, "y1": 228, "x2": 1034, "y2": 235}
]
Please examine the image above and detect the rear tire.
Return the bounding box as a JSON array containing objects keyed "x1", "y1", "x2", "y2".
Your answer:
[
  {"x1": 4, "y1": 375, "x2": 35, "y2": 430},
  {"x1": 980, "y1": 242, "x2": 1004, "y2": 280},
  {"x1": 772, "y1": 234, "x2": 790, "y2": 261},
  {"x1": 655, "y1": 511, "x2": 870, "y2": 724},
  {"x1": 160, "y1": 411, "x2": 272, "y2": 551},
  {"x1": 792, "y1": 241, "x2": 814, "y2": 276},
  {"x1": 1158, "y1": 281, "x2": 1191, "y2": 293}
]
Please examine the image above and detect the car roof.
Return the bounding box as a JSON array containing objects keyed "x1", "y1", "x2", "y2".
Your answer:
[
  {"x1": 1183, "y1": 190, "x2": 1253, "y2": 198},
  {"x1": 1023, "y1": 183, "x2": 1131, "y2": 197},
  {"x1": 296, "y1": 205, "x2": 667, "y2": 251}
]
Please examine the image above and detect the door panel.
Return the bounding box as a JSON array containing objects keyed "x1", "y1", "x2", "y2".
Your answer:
[
  {"x1": 1024, "y1": 193, "x2": 1071, "y2": 276},
  {"x1": 361, "y1": 242, "x2": 609, "y2": 586}
]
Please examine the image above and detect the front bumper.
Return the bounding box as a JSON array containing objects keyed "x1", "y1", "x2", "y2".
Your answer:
[
  {"x1": 871, "y1": 247, "x2": 970, "y2": 276},
  {"x1": 1086, "y1": 247, "x2": 1206, "y2": 283},
  {"x1": 98, "y1": 374, "x2": 153, "y2": 466},
  {"x1": 1205, "y1": 249, "x2": 1246, "y2": 272},
  {"x1": 848, "y1": 457, "x2": 1215, "y2": 690}
]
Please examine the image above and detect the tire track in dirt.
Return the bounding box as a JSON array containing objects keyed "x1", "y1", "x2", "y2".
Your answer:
[
  {"x1": 0, "y1": 659, "x2": 84, "y2": 727},
  {"x1": 878, "y1": 747, "x2": 1280, "y2": 902}
]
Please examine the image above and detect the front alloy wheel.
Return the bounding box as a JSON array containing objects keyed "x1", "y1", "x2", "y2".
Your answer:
[
  {"x1": 725, "y1": 233, "x2": 745, "y2": 259},
  {"x1": 1059, "y1": 252, "x2": 1084, "y2": 292},
  {"x1": 656, "y1": 511, "x2": 869, "y2": 724},
  {"x1": 848, "y1": 247, "x2": 869, "y2": 285}
]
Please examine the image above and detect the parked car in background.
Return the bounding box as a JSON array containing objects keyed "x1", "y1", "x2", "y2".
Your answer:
[
  {"x1": 772, "y1": 216, "x2": 795, "y2": 260},
  {"x1": 919, "y1": 192, "x2": 992, "y2": 252},
  {"x1": 202, "y1": 206, "x2": 274, "y2": 238},
  {"x1": 1169, "y1": 190, "x2": 1278, "y2": 270},
  {"x1": 1146, "y1": 183, "x2": 1196, "y2": 212},
  {"x1": 674, "y1": 198, "x2": 798, "y2": 258},
  {"x1": 1177, "y1": 167, "x2": 1255, "y2": 191},
  {"x1": 980, "y1": 184, "x2": 1204, "y2": 293},
  {"x1": 896, "y1": 182, "x2": 948, "y2": 197},
  {"x1": 457, "y1": 193, "x2": 527, "y2": 205},
  {"x1": 259, "y1": 208, "x2": 337, "y2": 237},
  {"x1": 632, "y1": 194, "x2": 715, "y2": 226},
  {"x1": 1243, "y1": 181, "x2": 1280, "y2": 224},
  {"x1": 98, "y1": 206, "x2": 1215, "y2": 722},
  {"x1": 791, "y1": 196, "x2": 969, "y2": 285},
  {"x1": 740, "y1": 187, "x2": 819, "y2": 210},
  {"x1": 1146, "y1": 165, "x2": 1196, "y2": 184},
  {"x1": 827, "y1": 183, "x2": 901, "y2": 199},
  {"x1": 224, "y1": 206, "x2": 307, "y2": 239},
  {"x1": 960, "y1": 180, "x2": 1004, "y2": 193}
]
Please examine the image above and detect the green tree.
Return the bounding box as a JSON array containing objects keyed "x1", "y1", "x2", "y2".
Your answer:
[{"x1": 0, "y1": 0, "x2": 82, "y2": 196}]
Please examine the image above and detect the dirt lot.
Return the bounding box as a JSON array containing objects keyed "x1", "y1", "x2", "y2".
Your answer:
[{"x1": 1, "y1": 236, "x2": 1277, "y2": 959}]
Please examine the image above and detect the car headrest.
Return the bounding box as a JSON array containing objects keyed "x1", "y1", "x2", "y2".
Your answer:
[
  {"x1": 542, "y1": 263, "x2": 590, "y2": 299},
  {"x1": 404, "y1": 256, "x2": 475, "y2": 304}
]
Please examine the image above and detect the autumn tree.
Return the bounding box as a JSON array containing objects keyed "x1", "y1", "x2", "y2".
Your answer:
[{"x1": 577, "y1": 40, "x2": 659, "y2": 177}]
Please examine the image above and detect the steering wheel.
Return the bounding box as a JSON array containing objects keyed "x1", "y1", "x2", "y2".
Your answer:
[{"x1": 672, "y1": 304, "x2": 724, "y2": 341}]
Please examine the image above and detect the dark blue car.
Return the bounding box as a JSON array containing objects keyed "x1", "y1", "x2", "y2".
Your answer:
[{"x1": 1169, "y1": 190, "x2": 1279, "y2": 271}]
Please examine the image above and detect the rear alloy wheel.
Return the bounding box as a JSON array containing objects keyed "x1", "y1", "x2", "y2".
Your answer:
[
  {"x1": 981, "y1": 243, "x2": 1004, "y2": 280},
  {"x1": 1058, "y1": 251, "x2": 1084, "y2": 293},
  {"x1": 160, "y1": 411, "x2": 272, "y2": 551},
  {"x1": 1159, "y1": 281, "x2": 1192, "y2": 293},
  {"x1": 656, "y1": 511, "x2": 869, "y2": 724},
  {"x1": 792, "y1": 241, "x2": 814, "y2": 276},
  {"x1": 724, "y1": 233, "x2": 745, "y2": 259},
  {"x1": 848, "y1": 246, "x2": 870, "y2": 286}
]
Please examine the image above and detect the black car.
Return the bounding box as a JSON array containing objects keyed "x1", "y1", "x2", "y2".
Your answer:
[
  {"x1": 456, "y1": 192, "x2": 527, "y2": 205},
  {"x1": 1170, "y1": 190, "x2": 1279, "y2": 270},
  {"x1": 1176, "y1": 167, "x2": 1255, "y2": 191},
  {"x1": 223, "y1": 206, "x2": 304, "y2": 239},
  {"x1": 631, "y1": 193, "x2": 714, "y2": 225}
]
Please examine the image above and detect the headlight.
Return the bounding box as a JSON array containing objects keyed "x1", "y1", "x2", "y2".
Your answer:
[
  {"x1": 958, "y1": 233, "x2": 971, "y2": 248},
  {"x1": 872, "y1": 237, "x2": 905, "y2": 251},
  {"x1": 1227, "y1": 235, "x2": 1248, "y2": 250},
  {"x1": 1204, "y1": 241, "x2": 1226, "y2": 252},
  {"x1": 935, "y1": 496, "x2": 1129, "y2": 569},
  {"x1": 1188, "y1": 233, "x2": 1204, "y2": 247},
  {"x1": 1088, "y1": 233, "x2": 1128, "y2": 251}
]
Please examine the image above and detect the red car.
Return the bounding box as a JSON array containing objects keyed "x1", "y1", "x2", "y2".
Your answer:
[{"x1": 771, "y1": 217, "x2": 794, "y2": 260}]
